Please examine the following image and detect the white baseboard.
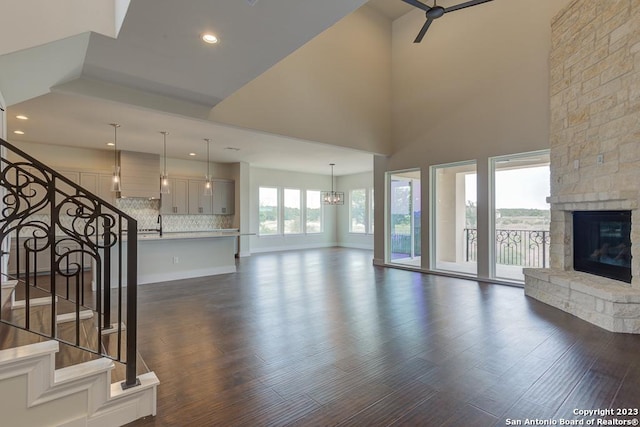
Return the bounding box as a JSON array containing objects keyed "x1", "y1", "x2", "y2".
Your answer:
[
  {"x1": 337, "y1": 243, "x2": 374, "y2": 250},
  {"x1": 250, "y1": 242, "x2": 337, "y2": 254}
]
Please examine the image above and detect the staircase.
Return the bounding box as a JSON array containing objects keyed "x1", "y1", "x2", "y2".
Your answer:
[{"x1": 0, "y1": 137, "x2": 158, "y2": 426}]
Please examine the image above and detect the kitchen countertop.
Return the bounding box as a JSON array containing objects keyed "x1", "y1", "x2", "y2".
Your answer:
[{"x1": 137, "y1": 230, "x2": 240, "y2": 241}]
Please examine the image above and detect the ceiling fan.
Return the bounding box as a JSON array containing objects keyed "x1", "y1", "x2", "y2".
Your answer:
[{"x1": 401, "y1": 0, "x2": 495, "y2": 43}]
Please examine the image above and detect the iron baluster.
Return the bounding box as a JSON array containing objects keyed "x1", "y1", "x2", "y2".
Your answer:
[{"x1": 0, "y1": 137, "x2": 141, "y2": 390}]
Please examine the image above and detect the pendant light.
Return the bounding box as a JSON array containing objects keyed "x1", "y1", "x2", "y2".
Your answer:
[
  {"x1": 203, "y1": 138, "x2": 213, "y2": 197},
  {"x1": 110, "y1": 123, "x2": 121, "y2": 192},
  {"x1": 160, "y1": 131, "x2": 170, "y2": 194},
  {"x1": 322, "y1": 163, "x2": 344, "y2": 205}
]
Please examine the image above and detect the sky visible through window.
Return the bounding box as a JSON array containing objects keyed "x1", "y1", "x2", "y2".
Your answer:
[{"x1": 465, "y1": 165, "x2": 550, "y2": 210}]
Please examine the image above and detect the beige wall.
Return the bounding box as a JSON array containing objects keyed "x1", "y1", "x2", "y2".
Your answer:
[
  {"x1": 0, "y1": 89, "x2": 5, "y2": 139},
  {"x1": 390, "y1": 0, "x2": 570, "y2": 168},
  {"x1": 336, "y1": 171, "x2": 374, "y2": 250},
  {"x1": 10, "y1": 140, "x2": 113, "y2": 172},
  {"x1": 10, "y1": 140, "x2": 234, "y2": 179},
  {"x1": 375, "y1": 0, "x2": 570, "y2": 280},
  {"x1": 211, "y1": 5, "x2": 392, "y2": 156}
]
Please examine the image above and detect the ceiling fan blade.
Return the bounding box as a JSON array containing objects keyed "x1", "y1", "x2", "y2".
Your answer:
[
  {"x1": 401, "y1": 0, "x2": 431, "y2": 12},
  {"x1": 414, "y1": 18, "x2": 434, "y2": 43},
  {"x1": 444, "y1": 0, "x2": 494, "y2": 13}
]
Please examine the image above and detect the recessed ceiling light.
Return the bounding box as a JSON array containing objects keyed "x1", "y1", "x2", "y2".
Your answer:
[
  {"x1": 106, "y1": 142, "x2": 115, "y2": 146},
  {"x1": 14, "y1": 130, "x2": 24, "y2": 135},
  {"x1": 16, "y1": 115, "x2": 28, "y2": 120},
  {"x1": 189, "y1": 152, "x2": 197, "y2": 156},
  {"x1": 201, "y1": 33, "x2": 219, "y2": 44}
]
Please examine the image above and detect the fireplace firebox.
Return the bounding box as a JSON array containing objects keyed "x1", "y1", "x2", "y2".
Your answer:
[{"x1": 573, "y1": 210, "x2": 632, "y2": 283}]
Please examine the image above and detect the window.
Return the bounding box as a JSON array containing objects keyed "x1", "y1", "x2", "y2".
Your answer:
[
  {"x1": 283, "y1": 188, "x2": 301, "y2": 234},
  {"x1": 388, "y1": 172, "x2": 420, "y2": 265},
  {"x1": 431, "y1": 161, "x2": 477, "y2": 276},
  {"x1": 306, "y1": 190, "x2": 322, "y2": 233},
  {"x1": 259, "y1": 187, "x2": 324, "y2": 236},
  {"x1": 259, "y1": 187, "x2": 278, "y2": 235},
  {"x1": 490, "y1": 151, "x2": 550, "y2": 282},
  {"x1": 369, "y1": 188, "x2": 375, "y2": 234},
  {"x1": 349, "y1": 189, "x2": 367, "y2": 233}
]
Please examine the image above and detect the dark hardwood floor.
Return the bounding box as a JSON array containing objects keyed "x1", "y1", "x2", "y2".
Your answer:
[{"x1": 118, "y1": 247, "x2": 640, "y2": 426}]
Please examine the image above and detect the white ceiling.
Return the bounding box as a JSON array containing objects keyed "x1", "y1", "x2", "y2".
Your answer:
[{"x1": 2, "y1": 0, "x2": 388, "y2": 176}]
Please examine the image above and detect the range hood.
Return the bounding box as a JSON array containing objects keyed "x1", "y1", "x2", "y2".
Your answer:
[{"x1": 118, "y1": 151, "x2": 160, "y2": 199}]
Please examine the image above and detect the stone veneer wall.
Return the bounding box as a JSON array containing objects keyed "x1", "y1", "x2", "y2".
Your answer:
[
  {"x1": 524, "y1": 0, "x2": 640, "y2": 333},
  {"x1": 548, "y1": 0, "x2": 640, "y2": 287}
]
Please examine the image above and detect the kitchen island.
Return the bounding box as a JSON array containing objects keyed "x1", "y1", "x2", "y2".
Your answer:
[{"x1": 97, "y1": 230, "x2": 239, "y2": 287}]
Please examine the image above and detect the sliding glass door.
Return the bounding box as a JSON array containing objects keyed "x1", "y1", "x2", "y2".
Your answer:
[
  {"x1": 431, "y1": 161, "x2": 477, "y2": 276},
  {"x1": 388, "y1": 171, "x2": 421, "y2": 267},
  {"x1": 490, "y1": 151, "x2": 550, "y2": 282}
]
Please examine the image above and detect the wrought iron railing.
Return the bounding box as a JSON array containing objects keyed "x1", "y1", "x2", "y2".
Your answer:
[
  {"x1": 0, "y1": 138, "x2": 139, "y2": 388},
  {"x1": 464, "y1": 228, "x2": 549, "y2": 268}
]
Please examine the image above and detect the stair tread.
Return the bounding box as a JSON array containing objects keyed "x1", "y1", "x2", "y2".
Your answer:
[{"x1": 1, "y1": 272, "x2": 149, "y2": 384}]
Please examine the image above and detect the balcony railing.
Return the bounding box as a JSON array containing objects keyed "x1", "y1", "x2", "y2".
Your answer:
[{"x1": 465, "y1": 228, "x2": 550, "y2": 268}]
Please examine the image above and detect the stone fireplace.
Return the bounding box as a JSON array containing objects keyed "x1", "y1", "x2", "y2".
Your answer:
[{"x1": 523, "y1": 0, "x2": 640, "y2": 333}]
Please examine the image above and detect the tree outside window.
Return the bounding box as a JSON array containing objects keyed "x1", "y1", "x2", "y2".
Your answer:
[
  {"x1": 259, "y1": 187, "x2": 278, "y2": 235},
  {"x1": 284, "y1": 188, "x2": 301, "y2": 234},
  {"x1": 350, "y1": 189, "x2": 367, "y2": 233},
  {"x1": 306, "y1": 190, "x2": 322, "y2": 233}
]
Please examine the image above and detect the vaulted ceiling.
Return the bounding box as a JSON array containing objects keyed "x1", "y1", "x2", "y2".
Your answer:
[{"x1": 0, "y1": 0, "x2": 462, "y2": 175}]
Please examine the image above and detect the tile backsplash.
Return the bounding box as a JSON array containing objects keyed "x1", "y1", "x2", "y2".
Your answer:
[{"x1": 116, "y1": 198, "x2": 234, "y2": 231}]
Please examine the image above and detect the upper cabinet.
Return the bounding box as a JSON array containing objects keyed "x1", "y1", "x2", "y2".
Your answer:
[
  {"x1": 212, "y1": 179, "x2": 234, "y2": 215},
  {"x1": 79, "y1": 172, "x2": 116, "y2": 205},
  {"x1": 118, "y1": 151, "x2": 160, "y2": 199},
  {"x1": 160, "y1": 177, "x2": 188, "y2": 214},
  {"x1": 188, "y1": 180, "x2": 213, "y2": 215},
  {"x1": 163, "y1": 178, "x2": 234, "y2": 215}
]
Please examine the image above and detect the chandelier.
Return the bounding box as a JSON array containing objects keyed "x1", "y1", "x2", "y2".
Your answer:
[{"x1": 322, "y1": 163, "x2": 344, "y2": 205}]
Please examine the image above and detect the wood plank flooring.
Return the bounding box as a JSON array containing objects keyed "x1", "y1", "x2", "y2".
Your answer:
[{"x1": 119, "y1": 248, "x2": 640, "y2": 426}]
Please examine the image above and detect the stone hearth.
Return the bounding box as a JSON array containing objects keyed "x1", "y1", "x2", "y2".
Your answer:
[{"x1": 524, "y1": 0, "x2": 640, "y2": 333}]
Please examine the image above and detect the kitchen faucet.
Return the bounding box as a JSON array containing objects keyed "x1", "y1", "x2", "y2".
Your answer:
[{"x1": 157, "y1": 214, "x2": 163, "y2": 237}]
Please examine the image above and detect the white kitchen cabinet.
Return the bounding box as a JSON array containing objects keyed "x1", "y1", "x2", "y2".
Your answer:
[
  {"x1": 212, "y1": 179, "x2": 234, "y2": 215},
  {"x1": 56, "y1": 170, "x2": 80, "y2": 205},
  {"x1": 161, "y1": 178, "x2": 189, "y2": 214},
  {"x1": 79, "y1": 172, "x2": 116, "y2": 205},
  {"x1": 188, "y1": 180, "x2": 213, "y2": 215}
]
